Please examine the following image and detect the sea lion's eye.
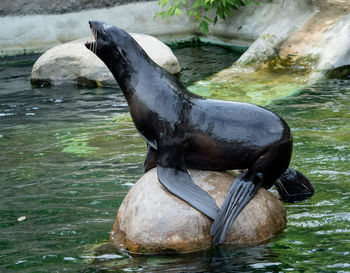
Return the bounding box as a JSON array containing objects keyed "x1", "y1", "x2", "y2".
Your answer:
[
  {"x1": 102, "y1": 24, "x2": 113, "y2": 33},
  {"x1": 101, "y1": 25, "x2": 109, "y2": 41}
]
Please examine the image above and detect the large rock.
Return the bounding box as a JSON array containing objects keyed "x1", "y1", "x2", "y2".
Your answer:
[
  {"x1": 311, "y1": 13, "x2": 350, "y2": 78},
  {"x1": 31, "y1": 33, "x2": 180, "y2": 86},
  {"x1": 228, "y1": 0, "x2": 316, "y2": 65},
  {"x1": 110, "y1": 168, "x2": 286, "y2": 254}
]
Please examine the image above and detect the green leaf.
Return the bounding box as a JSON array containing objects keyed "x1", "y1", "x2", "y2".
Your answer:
[
  {"x1": 155, "y1": 0, "x2": 261, "y2": 33},
  {"x1": 204, "y1": 16, "x2": 214, "y2": 23},
  {"x1": 193, "y1": 0, "x2": 203, "y2": 9},
  {"x1": 158, "y1": 0, "x2": 169, "y2": 8},
  {"x1": 175, "y1": 7, "x2": 181, "y2": 16},
  {"x1": 199, "y1": 20, "x2": 209, "y2": 34}
]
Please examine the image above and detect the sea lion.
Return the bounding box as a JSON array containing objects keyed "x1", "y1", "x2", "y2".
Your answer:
[
  {"x1": 85, "y1": 21, "x2": 314, "y2": 244},
  {"x1": 275, "y1": 168, "x2": 314, "y2": 203}
]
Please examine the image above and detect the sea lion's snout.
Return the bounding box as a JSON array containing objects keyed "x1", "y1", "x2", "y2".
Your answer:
[
  {"x1": 85, "y1": 20, "x2": 127, "y2": 58},
  {"x1": 88, "y1": 21, "x2": 112, "y2": 35},
  {"x1": 85, "y1": 21, "x2": 103, "y2": 54},
  {"x1": 88, "y1": 20, "x2": 100, "y2": 31},
  {"x1": 85, "y1": 20, "x2": 116, "y2": 53}
]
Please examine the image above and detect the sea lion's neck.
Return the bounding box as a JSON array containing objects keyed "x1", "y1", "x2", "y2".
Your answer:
[
  {"x1": 110, "y1": 65, "x2": 135, "y2": 98},
  {"x1": 106, "y1": 48, "x2": 155, "y2": 101}
]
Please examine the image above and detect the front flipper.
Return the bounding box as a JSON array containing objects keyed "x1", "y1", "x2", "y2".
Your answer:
[
  {"x1": 210, "y1": 171, "x2": 261, "y2": 245},
  {"x1": 144, "y1": 144, "x2": 158, "y2": 173},
  {"x1": 157, "y1": 148, "x2": 219, "y2": 220}
]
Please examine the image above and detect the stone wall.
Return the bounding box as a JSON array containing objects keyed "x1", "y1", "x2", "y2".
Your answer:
[
  {"x1": 0, "y1": 1, "x2": 194, "y2": 56},
  {"x1": 0, "y1": 0, "x2": 315, "y2": 57},
  {"x1": 0, "y1": 0, "x2": 153, "y2": 16},
  {"x1": 2, "y1": 0, "x2": 350, "y2": 79}
]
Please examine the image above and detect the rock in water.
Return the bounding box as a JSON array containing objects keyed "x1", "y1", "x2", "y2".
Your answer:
[
  {"x1": 31, "y1": 33, "x2": 180, "y2": 86},
  {"x1": 110, "y1": 168, "x2": 286, "y2": 254}
]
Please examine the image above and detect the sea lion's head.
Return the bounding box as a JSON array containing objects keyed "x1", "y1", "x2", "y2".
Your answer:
[
  {"x1": 275, "y1": 168, "x2": 314, "y2": 203},
  {"x1": 85, "y1": 21, "x2": 141, "y2": 71}
]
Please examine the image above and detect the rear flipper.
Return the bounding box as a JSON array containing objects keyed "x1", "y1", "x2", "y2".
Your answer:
[
  {"x1": 157, "y1": 147, "x2": 219, "y2": 220},
  {"x1": 210, "y1": 171, "x2": 262, "y2": 245},
  {"x1": 274, "y1": 168, "x2": 314, "y2": 203}
]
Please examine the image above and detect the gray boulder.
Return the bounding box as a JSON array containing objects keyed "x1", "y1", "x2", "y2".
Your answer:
[
  {"x1": 310, "y1": 13, "x2": 350, "y2": 78},
  {"x1": 110, "y1": 168, "x2": 286, "y2": 254},
  {"x1": 31, "y1": 33, "x2": 180, "y2": 86}
]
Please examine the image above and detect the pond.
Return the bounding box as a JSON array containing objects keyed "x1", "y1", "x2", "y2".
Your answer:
[{"x1": 0, "y1": 43, "x2": 349, "y2": 272}]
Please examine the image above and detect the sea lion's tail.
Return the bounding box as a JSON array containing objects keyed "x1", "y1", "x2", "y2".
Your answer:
[{"x1": 274, "y1": 168, "x2": 314, "y2": 203}]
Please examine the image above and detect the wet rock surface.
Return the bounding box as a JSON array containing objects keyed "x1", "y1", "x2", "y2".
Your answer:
[
  {"x1": 110, "y1": 168, "x2": 287, "y2": 254},
  {"x1": 31, "y1": 33, "x2": 180, "y2": 86}
]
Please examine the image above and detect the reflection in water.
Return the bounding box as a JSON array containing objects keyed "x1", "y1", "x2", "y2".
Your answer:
[
  {"x1": 0, "y1": 47, "x2": 349, "y2": 272},
  {"x1": 82, "y1": 244, "x2": 281, "y2": 272}
]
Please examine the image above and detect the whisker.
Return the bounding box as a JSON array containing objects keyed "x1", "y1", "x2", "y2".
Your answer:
[
  {"x1": 89, "y1": 28, "x2": 93, "y2": 52},
  {"x1": 277, "y1": 179, "x2": 289, "y2": 195},
  {"x1": 95, "y1": 30, "x2": 98, "y2": 52},
  {"x1": 93, "y1": 29, "x2": 96, "y2": 53},
  {"x1": 301, "y1": 182, "x2": 310, "y2": 191},
  {"x1": 93, "y1": 28, "x2": 97, "y2": 54}
]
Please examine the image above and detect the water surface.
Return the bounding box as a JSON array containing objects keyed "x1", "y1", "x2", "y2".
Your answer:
[{"x1": 0, "y1": 45, "x2": 349, "y2": 272}]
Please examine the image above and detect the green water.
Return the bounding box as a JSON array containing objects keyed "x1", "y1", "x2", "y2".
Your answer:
[{"x1": 0, "y1": 45, "x2": 349, "y2": 272}]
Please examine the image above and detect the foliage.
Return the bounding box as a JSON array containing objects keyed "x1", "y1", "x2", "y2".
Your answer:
[{"x1": 155, "y1": 0, "x2": 260, "y2": 34}]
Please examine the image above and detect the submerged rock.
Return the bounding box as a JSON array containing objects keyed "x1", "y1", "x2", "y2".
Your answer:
[
  {"x1": 31, "y1": 33, "x2": 180, "y2": 86},
  {"x1": 110, "y1": 168, "x2": 286, "y2": 254}
]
